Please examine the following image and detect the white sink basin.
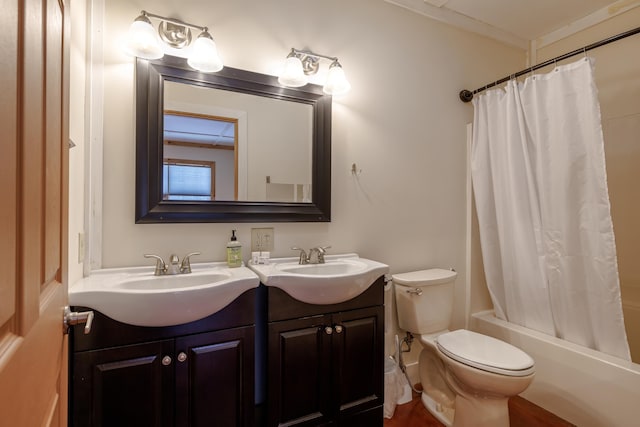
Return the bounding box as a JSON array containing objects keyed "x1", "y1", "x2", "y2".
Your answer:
[
  {"x1": 113, "y1": 272, "x2": 232, "y2": 290},
  {"x1": 277, "y1": 262, "x2": 366, "y2": 276},
  {"x1": 69, "y1": 263, "x2": 259, "y2": 327},
  {"x1": 249, "y1": 253, "x2": 389, "y2": 305}
]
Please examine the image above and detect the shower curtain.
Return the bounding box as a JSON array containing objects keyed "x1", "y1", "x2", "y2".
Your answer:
[{"x1": 471, "y1": 57, "x2": 630, "y2": 360}]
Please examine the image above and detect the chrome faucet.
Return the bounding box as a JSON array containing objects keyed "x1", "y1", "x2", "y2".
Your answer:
[
  {"x1": 144, "y1": 252, "x2": 201, "y2": 275},
  {"x1": 167, "y1": 254, "x2": 180, "y2": 275},
  {"x1": 291, "y1": 246, "x2": 331, "y2": 264}
]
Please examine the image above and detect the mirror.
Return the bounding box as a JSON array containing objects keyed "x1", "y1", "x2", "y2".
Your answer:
[{"x1": 135, "y1": 55, "x2": 331, "y2": 223}]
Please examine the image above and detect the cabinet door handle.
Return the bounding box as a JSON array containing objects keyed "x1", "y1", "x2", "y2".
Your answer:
[
  {"x1": 177, "y1": 352, "x2": 187, "y2": 362},
  {"x1": 324, "y1": 326, "x2": 333, "y2": 335},
  {"x1": 334, "y1": 325, "x2": 343, "y2": 334},
  {"x1": 162, "y1": 355, "x2": 172, "y2": 366}
]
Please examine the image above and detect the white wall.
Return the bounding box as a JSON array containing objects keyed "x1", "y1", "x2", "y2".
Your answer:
[
  {"x1": 91, "y1": 0, "x2": 525, "y2": 338},
  {"x1": 68, "y1": 0, "x2": 88, "y2": 284}
]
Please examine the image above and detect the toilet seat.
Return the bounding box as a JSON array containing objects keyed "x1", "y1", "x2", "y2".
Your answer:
[{"x1": 436, "y1": 330, "x2": 535, "y2": 377}]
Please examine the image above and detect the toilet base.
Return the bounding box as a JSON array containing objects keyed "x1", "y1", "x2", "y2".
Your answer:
[
  {"x1": 421, "y1": 383, "x2": 513, "y2": 427},
  {"x1": 421, "y1": 391, "x2": 453, "y2": 427},
  {"x1": 452, "y1": 393, "x2": 509, "y2": 427},
  {"x1": 415, "y1": 330, "x2": 533, "y2": 427}
]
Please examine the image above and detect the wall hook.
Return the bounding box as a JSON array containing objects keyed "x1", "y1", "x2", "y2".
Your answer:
[{"x1": 351, "y1": 163, "x2": 362, "y2": 175}]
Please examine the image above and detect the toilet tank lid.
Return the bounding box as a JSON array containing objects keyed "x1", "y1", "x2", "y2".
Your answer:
[{"x1": 392, "y1": 269, "x2": 457, "y2": 286}]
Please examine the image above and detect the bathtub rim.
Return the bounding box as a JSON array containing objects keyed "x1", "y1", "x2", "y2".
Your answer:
[{"x1": 471, "y1": 310, "x2": 640, "y2": 374}]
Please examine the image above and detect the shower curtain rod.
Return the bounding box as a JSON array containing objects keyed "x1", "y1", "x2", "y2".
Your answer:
[{"x1": 459, "y1": 25, "x2": 640, "y2": 103}]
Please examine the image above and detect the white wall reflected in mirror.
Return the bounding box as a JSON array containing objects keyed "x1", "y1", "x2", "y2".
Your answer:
[{"x1": 164, "y1": 81, "x2": 313, "y2": 202}]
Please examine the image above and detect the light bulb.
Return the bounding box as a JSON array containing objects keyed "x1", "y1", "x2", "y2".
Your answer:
[
  {"x1": 323, "y1": 62, "x2": 351, "y2": 96},
  {"x1": 125, "y1": 14, "x2": 163, "y2": 60},
  {"x1": 278, "y1": 55, "x2": 307, "y2": 87},
  {"x1": 187, "y1": 30, "x2": 223, "y2": 73}
]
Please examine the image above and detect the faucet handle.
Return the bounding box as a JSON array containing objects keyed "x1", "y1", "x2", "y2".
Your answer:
[
  {"x1": 315, "y1": 246, "x2": 331, "y2": 263},
  {"x1": 144, "y1": 254, "x2": 167, "y2": 276},
  {"x1": 291, "y1": 247, "x2": 308, "y2": 264},
  {"x1": 180, "y1": 252, "x2": 201, "y2": 274}
]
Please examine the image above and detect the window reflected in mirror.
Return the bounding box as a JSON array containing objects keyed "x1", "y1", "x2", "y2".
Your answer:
[
  {"x1": 163, "y1": 160, "x2": 215, "y2": 201},
  {"x1": 163, "y1": 110, "x2": 237, "y2": 200}
]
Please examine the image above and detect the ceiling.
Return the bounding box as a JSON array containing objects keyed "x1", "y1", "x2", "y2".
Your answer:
[
  {"x1": 385, "y1": 0, "x2": 639, "y2": 49},
  {"x1": 164, "y1": 113, "x2": 235, "y2": 146}
]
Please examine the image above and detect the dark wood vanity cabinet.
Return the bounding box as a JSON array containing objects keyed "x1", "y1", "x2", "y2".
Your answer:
[
  {"x1": 265, "y1": 277, "x2": 385, "y2": 427},
  {"x1": 70, "y1": 289, "x2": 256, "y2": 427}
]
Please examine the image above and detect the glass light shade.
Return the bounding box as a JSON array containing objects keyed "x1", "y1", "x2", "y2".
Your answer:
[
  {"x1": 278, "y1": 56, "x2": 308, "y2": 87},
  {"x1": 323, "y1": 63, "x2": 351, "y2": 96},
  {"x1": 187, "y1": 31, "x2": 223, "y2": 73},
  {"x1": 125, "y1": 16, "x2": 164, "y2": 60}
]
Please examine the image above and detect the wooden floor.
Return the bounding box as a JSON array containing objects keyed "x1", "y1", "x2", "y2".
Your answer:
[{"x1": 384, "y1": 390, "x2": 576, "y2": 427}]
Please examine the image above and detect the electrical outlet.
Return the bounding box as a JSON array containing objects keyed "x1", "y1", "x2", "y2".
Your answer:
[{"x1": 251, "y1": 228, "x2": 274, "y2": 252}]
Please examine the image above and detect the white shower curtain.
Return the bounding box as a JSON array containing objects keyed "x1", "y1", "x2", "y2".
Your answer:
[{"x1": 471, "y1": 57, "x2": 630, "y2": 360}]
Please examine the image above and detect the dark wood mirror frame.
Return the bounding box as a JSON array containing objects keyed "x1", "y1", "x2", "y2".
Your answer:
[{"x1": 135, "y1": 56, "x2": 331, "y2": 223}]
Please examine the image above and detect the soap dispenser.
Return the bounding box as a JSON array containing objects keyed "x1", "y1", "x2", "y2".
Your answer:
[{"x1": 226, "y1": 230, "x2": 243, "y2": 268}]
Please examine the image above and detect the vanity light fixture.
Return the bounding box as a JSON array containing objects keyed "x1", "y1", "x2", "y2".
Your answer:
[
  {"x1": 125, "y1": 10, "x2": 223, "y2": 73},
  {"x1": 278, "y1": 48, "x2": 351, "y2": 96}
]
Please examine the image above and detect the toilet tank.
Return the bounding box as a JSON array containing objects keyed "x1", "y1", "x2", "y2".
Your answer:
[{"x1": 393, "y1": 269, "x2": 457, "y2": 334}]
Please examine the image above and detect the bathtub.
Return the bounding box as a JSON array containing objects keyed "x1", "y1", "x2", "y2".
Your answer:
[{"x1": 471, "y1": 310, "x2": 640, "y2": 427}]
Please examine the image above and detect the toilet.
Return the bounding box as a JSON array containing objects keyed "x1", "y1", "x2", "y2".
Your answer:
[{"x1": 393, "y1": 269, "x2": 535, "y2": 427}]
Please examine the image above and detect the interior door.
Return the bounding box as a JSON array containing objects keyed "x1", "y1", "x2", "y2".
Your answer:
[{"x1": 0, "y1": 0, "x2": 69, "y2": 425}]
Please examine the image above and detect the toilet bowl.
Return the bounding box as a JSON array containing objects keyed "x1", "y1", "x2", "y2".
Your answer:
[{"x1": 393, "y1": 269, "x2": 535, "y2": 427}]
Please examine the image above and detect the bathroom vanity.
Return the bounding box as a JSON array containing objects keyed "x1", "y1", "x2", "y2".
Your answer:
[
  {"x1": 264, "y1": 277, "x2": 385, "y2": 426},
  {"x1": 70, "y1": 289, "x2": 255, "y2": 427},
  {"x1": 68, "y1": 255, "x2": 387, "y2": 426}
]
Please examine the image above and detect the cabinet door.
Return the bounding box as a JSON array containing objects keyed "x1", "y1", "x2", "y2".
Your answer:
[
  {"x1": 175, "y1": 326, "x2": 255, "y2": 427},
  {"x1": 267, "y1": 315, "x2": 333, "y2": 426},
  {"x1": 72, "y1": 339, "x2": 175, "y2": 427},
  {"x1": 333, "y1": 306, "x2": 384, "y2": 424}
]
